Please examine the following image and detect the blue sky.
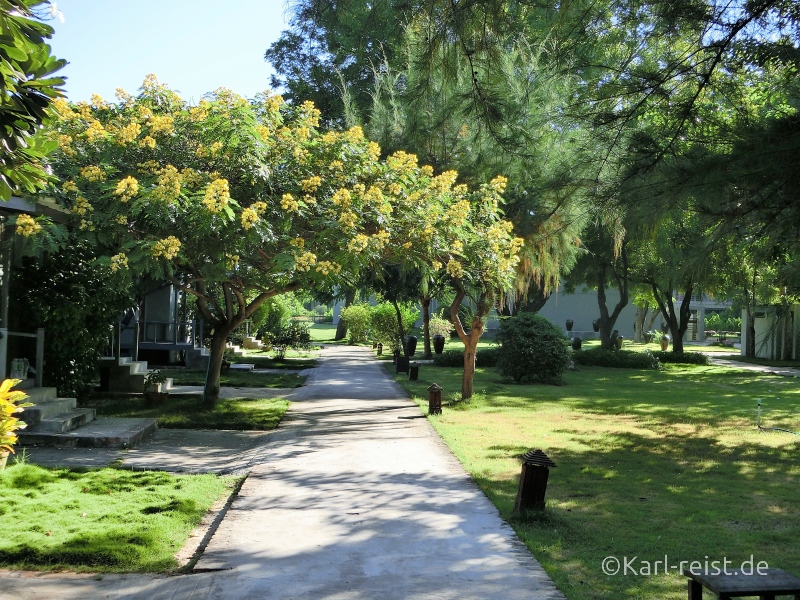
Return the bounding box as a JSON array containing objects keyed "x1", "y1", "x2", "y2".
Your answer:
[{"x1": 47, "y1": 0, "x2": 290, "y2": 104}]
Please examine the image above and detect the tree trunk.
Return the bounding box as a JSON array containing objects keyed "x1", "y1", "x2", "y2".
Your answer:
[
  {"x1": 633, "y1": 305, "x2": 648, "y2": 343},
  {"x1": 461, "y1": 324, "x2": 481, "y2": 400},
  {"x1": 334, "y1": 288, "x2": 356, "y2": 341},
  {"x1": 421, "y1": 295, "x2": 432, "y2": 359},
  {"x1": 392, "y1": 300, "x2": 408, "y2": 356},
  {"x1": 203, "y1": 327, "x2": 232, "y2": 407}
]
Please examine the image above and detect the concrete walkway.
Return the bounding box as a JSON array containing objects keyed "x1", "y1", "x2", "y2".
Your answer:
[{"x1": 0, "y1": 346, "x2": 564, "y2": 600}]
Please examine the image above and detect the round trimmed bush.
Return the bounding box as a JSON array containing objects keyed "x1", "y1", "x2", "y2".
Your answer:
[{"x1": 497, "y1": 314, "x2": 571, "y2": 383}]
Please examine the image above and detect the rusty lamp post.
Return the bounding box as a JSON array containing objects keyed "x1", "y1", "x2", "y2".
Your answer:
[
  {"x1": 427, "y1": 383, "x2": 442, "y2": 415},
  {"x1": 514, "y1": 449, "x2": 555, "y2": 512}
]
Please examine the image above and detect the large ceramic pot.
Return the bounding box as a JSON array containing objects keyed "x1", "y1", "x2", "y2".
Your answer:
[
  {"x1": 566, "y1": 319, "x2": 574, "y2": 332},
  {"x1": 660, "y1": 335, "x2": 670, "y2": 351},
  {"x1": 433, "y1": 335, "x2": 446, "y2": 354},
  {"x1": 592, "y1": 319, "x2": 600, "y2": 332},
  {"x1": 615, "y1": 335, "x2": 624, "y2": 351},
  {"x1": 406, "y1": 336, "x2": 418, "y2": 357},
  {"x1": 571, "y1": 337, "x2": 582, "y2": 351}
]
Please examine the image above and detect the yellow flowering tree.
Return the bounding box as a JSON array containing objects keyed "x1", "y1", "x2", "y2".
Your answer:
[{"x1": 37, "y1": 76, "x2": 520, "y2": 403}]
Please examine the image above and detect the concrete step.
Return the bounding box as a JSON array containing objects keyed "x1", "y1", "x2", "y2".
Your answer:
[
  {"x1": 33, "y1": 408, "x2": 96, "y2": 433},
  {"x1": 13, "y1": 386, "x2": 57, "y2": 404},
  {"x1": 18, "y1": 417, "x2": 158, "y2": 449},
  {"x1": 21, "y1": 398, "x2": 78, "y2": 427}
]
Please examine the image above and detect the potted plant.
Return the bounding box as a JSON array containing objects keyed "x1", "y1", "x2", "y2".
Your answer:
[
  {"x1": 0, "y1": 379, "x2": 32, "y2": 469},
  {"x1": 429, "y1": 315, "x2": 452, "y2": 354},
  {"x1": 143, "y1": 370, "x2": 168, "y2": 406}
]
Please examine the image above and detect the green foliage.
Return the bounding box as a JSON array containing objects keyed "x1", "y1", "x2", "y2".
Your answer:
[
  {"x1": 253, "y1": 296, "x2": 292, "y2": 338},
  {"x1": 496, "y1": 314, "x2": 571, "y2": 383},
  {"x1": 271, "y1": 321, "x2": 311, "y2": 360},
  {"x1": 705, "y1": 309, "x2": 741, "y2": 334},
  {"x1": 428, "y1": 314, "x2": 453, "y2": 338},
  {"x1": 0, "y1": 1, "x2": 66, "y2": 200},
  {"x1": 572, "y1": 348, "x2": 661, "y2": 370},
  {"x1": 0, "y1": 379, "x2": 32, "y2": 454},
  {"x1": 341, "y1": 304, "x2": 372, "y2": 344},
  {"x1": 433, "y1": 348, "x2": 499, "y2": 368},
  {"x1": 370, "y1": 301, "x2": 419, "y2": 347},
  {"x1": 652, "y1": 351, "x2": 710, "y2": 365},
  {"x1": 11, "y1": 238, "x2": 132, "y2": 398}
]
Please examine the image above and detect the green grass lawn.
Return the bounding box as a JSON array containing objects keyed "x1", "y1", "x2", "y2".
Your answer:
[
  {"x1": 162, "y1": 368, "x2": 305, "y2": 387},
  {"x1": 308, "y1": 322, "x2": 341, "y2": 342},
  {"x1": 229, "y1": 351, "x2": 318, "y2": 370},
  {"x1": 0, "y1": 463, "x2": 235, "y2": 572},
  {"x1": 394, "y1": 361, "x2": 800, "y2": 599},
  {"x1": 82, "y1": 394, "x2": 289, "y2": 430}
]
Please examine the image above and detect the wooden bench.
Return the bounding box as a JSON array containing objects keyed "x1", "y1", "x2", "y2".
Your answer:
[{"x1": 685, "y1": 568, "x2": 800, "y2": 599}]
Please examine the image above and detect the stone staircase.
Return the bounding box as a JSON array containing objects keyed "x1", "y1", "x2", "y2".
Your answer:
[
  {"x1": 16, "y1": 386, "x2": 157, "y2": 449},
  {"x1": 185, "y1": 345, "x2": 211, "y2": 369},
  {"x1": 100, "y1": 356, "x2": 174, "y2": 393},
  {"x1": 242, "y1": 335, "x2": 265, "y2": 350}
]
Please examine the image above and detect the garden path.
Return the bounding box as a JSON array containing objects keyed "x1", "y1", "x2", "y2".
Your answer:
[{"x1": 0, "y1": 345, "x2": 564, "y2": 599}]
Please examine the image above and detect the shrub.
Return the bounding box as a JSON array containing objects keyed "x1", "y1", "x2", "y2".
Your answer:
[
  {"x1": 341, "y1": 304, "x2": 372, "y2": 344},
  {"x1": 497, "y1": 314, "x2": 572, "y2": 383},
  {"x1": 370, "y1": 302, "x2": 419, "y2": 347},
  {"x1": 429, "y1": 315, "x2": 453, "y2": 338},
  {"x1": 572, "y1": 348, "x2": 661, "y2": 370},
  {"x1": 253, "y1": 297, "x2": 291, "y2": 338},
  {"x1": 432, "y1": 347, "x2": 500, "y2": 368},
  {"x1": 652, "y1": 351, "x2": 710, "y2": 365},
  {"x1": 271, "y1": 321, "x2": 311, "y2": 359}
]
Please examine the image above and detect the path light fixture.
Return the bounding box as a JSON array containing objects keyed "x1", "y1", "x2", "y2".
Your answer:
[
  {"x1": 514, "y1": 449, "x2": 556, "y2": 512},
  {"x1": 427, "y1": 383, "x2": 442, "y2": 415},
  {"x1": 376, "y1": 343, "x2": 383, "y2": 355},
  {"x1": 409, "y1": 362, "x2": 419, "y2": 381}
]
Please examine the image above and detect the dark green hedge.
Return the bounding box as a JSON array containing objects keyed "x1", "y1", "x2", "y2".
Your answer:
[
  {"x1": 433, "y1": 348, "x2": 500, "y2": 368},
  {"x1": 572, "y1": 348, "x2": 661, "y2": 370},
  {"x1": 652, "y1": 351, "x2": 710, "y2": 365}
]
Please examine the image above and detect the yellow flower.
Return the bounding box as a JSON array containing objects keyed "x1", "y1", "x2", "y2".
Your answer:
[
  {"x1": 420, "y1": 165, "x2": 434, "y2": 177},
  {"x1": 431, "y1": 260, "x2": 443, "y2": 271},
  {"x1": 190, "y1": 101, "x2": 210, "y2": 122},
  {"x1": 114, "y1": 176, "x2": 139, "y2": 202},
  {"x1": 115, "y1": 214, "x2": 127, "y2": 225},
  {"x1": 347, "y1": 234, "x2": 370, "y2": 253},
  {"x1": 301, "y1": 176, "x2": 322, "y2": 193},
  {"x1": 79, "y1": 165, "x2": 106, "y2": 182},
  {"x1": 344, "y1": 126, "x2": 364, "y2": 143},
  {"x1": 210, "y1": 140, "x2": 223, "y2": 155},
  {"x1": 72, "y1": 196, "x2": 93, "y2": 216},
  {"x1": 52, "y1": 98, "x2": 74, "y2": 118},
  {"x1": 315, "y1": 261, "x2": 341, "y2": 276},
  {"x1": 139, "y1": 135, "x2": 156, "y2": 149},
  {"x1": 151, "y1": 165, "x2": 181, "y2": 203},
  {"x1": 115, "y1": 88, "x2": 134, "y2": 105},
  {"x1": 180, "y1": 168, "x2": 204, "y2": 188},
  {"x1": 241, "y1": 207, "x2": 259, "y2": 230},
  {"x1": 15, "y1": 214, "x2": 41, "y2": 237},
  {"x1": 447, "y1": 199, "x2": 471, "y2": 226},
  {"x1": 117, "y1": 122, "x2": 141, "y2": 145},
  {"x1": 386, "y1": 150, "x2": 418, "y2": 173},
  {"x1": 149, "y1": 114, "x2": 174, "y2": 135},
  {"x1": 203, "y1": 179, "x2": 230, "y2": 213},
  {"x1": 366, "y1": 141, "x2": 381, "y2": 163},
  {"x1": 332, "y1": 188, "x2": 351, "y2": 208},
  {"x1": 142, "y1": 73, "x2": 161, "y2": 92},
  {"x1": 372, "y1": 230, "x2": 391, "y2": 249},
  {"x1": 289, "y1": 237, "x2": 305, "y2": 248},
  {"x1": 446, "y1": 260, "x2": 464, "y2": 279},
  {"x1": 450, "y1": 239, "x2": 464, "y2": 254},
  {"x1": 490, "y1": 174, "x2": 508, "y2": 193},
  {"x1": 255, "y1": 123, "x2": 270, "y2": 140},
  {"x1": 110, "y1": 253, "x2": 128, "y2": 272},
  {"x1": 294, "y1": 251, "x2": 317, "y2": 272},
  {"x1": 226, "y1": 254, "x2": 240, "y2": 269},
  {"x1": 281, "y1": 193, "x2": 299, "y2": 213},
  {"x1": 79, "y1": 219, "x2": 95, "y2": 231},
  {"x1": 85, "y1": 120, "x2": 106, "y2": 142},
  {"x1": 61, "y1": 180, "x2": 78, "y2": 194},
  {"x1": 90, "y1": 94, "x2": 107, "y2": 109},
  {"x1": 338, "y1": 211, "x2": 357, "y2": 230},
  {"x1": 137, "y1": 160, "x2": 160, "y2": 175},
  {"x1": 151, "y1": 236, "x2": 181, "y2": 260}
]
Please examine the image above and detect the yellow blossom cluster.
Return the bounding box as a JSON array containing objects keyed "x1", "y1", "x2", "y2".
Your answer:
[
  {"x1": 115, "y1": 214, "x2": 127, "y2": 225},
  {"x1": 148, "y1": 115, "x2": 174, "y2": 135},
  {"x1": 339, "y1": 211, "x2": 357, "y2": 230},
  {"x1": 57, "y1": 134, "x2": 74, "y2": 155},
  {"x1": 432, "y1": 170, "x2": 458, "y2": 193},
  {"x1": 76, "y1": 102, "x2": 92, "y2": 119},
  {"x1": 489, "y1": 175, "x2": 508, "y2": 193},
  {"x1": 90, "y1": 94, "x2": 107, "y2": 109},
  {"x1": 264, "y1": 93, "x2": 284, "y2": 113},
  {"x1": 114, "y1": 176, "x2": 139, "y2": 202},
  {"x1": 137, "y1": 160, "x2": 160, "y2": 175},
  {"x1": 366, "y1": 141, "x2": 381, "y2": 163},
  {"x1": 281, "y1": 193, "x2": 299, "y2": 212},
  {"x1": 79, "y1": 218, "x2": 95, "y2": 231},
  {"x1": 371, "y1": 230, "x2": 390, "y2": 249},
  {"x1": 151, "y1": 236, "x2": 181, "y2": 260},
  {"x1": 62, "y1": 180, "x2": 78, "y2": 193},
  {"x1": 387, "y1": 182, "x2": 403, "y2": 197},
  {"x1": 364, "y1": 186, "x2": 384, "y2": 206},
  {"x1": 180, "y1": 168, "x2": 205, "y2": 188},
  {"x1": 299, "y1": 100, "x2": 321, "y2": 127},
  {"x1": 72, "y1": 196, "x2": 93, "y2": 216},
  {"x1": 52, "y1": 98, "x2": 74, "y2": 118},
  {"x1": 115, "y1": 88, "x2": 134, "y2": 106},
  {"x1": 315, "y1": 261, "x2": 341, "y2": 276},
  {"x1": 301, "y1": 176, "x2": 322, "y2": 193},
  {"x1": 139, "y1": 136, "x2": 156, "y2": 149},
  {"x1": 85, "y1": 120, "x2": 105, "y2": 142},
  {"x1": 79, "y1": 165, "x2": 106, "y2": 182},
  {"x1": 431, "y1": 260, "x2": 443, "y2": 271},
  {"x1": 226, "y1": 254, "x2": 240, "y2": 269},
  {"x1": 347, "y1": 234, "x2": 370, "y2": 253},
  {"x1": 450, "y1": 239, "x2": 464, "y2": 254},
  {"x1": 141, "y1": 73, "x2": 161, "y2": 92},
  {"x1": 289, "y1": 237, "x2": 304, "y2": 248},
  {"x1": 151, "y1": 165, "x2": 181, "y2": 203},
  {"x1": 294, "y1": 251, "x2": 317, "y2": 272},
  {"x1": 343, "y1": 126, "x2": 364, "y2": 144},
  {"x1": 117, "y1": 122, "x2": 141, "y2": 145},
  {"x1": 110, "y1": 253, "x2": 128, "y2": 272},
  {"x1": 386, "y1": 150, "x2": 418, "y2": 173},
  {"x1": 15, "y1": 214, "x2": 41, "y2": 237},
  {"x1": 332, "y1": 188, "x2": 351, "y2": 208},
  {"x1": 420, "y1": 165, "x2": 434, "y2": 177},
  {"x1": 189, "y1": 100, "x2": 210, "y2": 122},
  {"x1": 446, "y1": 199, "x2": 471, "y2": 226},
  {"x1": 203, "y1": 178, "x2": 230, "y2": 213},
  {"x1": 446, "y1": 260, "x2": 464, "y2": 278},
  {"x1": 302, "y1": 194, "x2": 316, "y2": 206},
  {"x1": 255, "y1": 123, "x2": 270, "y2": 141},
  {"x1": 241, "y1": 207, "x2": 259, "y2": 230}
]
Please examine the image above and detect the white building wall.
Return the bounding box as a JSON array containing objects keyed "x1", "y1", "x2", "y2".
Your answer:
[{"x1": 535, "y1": 286, "x2": 639, "y2": 339}]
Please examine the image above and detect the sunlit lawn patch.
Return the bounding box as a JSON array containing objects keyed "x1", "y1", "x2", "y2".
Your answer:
[
  {"x1": 161, "y1": 368, "x2": 305, "y2": 388},
  {"x1": 82, "y1": 394, "x2": 289, "y2": 430},
  {"x1": 394, "y1": 362, "x2": 800, "y2": 599},
  {"x1": 0, "y1": 463, "x2": 235, "y2": 572}
]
